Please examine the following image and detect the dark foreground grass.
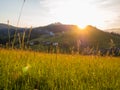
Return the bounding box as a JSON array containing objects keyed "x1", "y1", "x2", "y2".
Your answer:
[{"x1": 0, "y1": 49, "x2": 120, "y2": 90}]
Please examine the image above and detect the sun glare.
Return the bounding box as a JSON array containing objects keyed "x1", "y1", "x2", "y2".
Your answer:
[
  {"x1": 50, "y1": 0, "x2": 107, "y2": 28},
  {"x1": 77, "y1": 24, "x2": 86, "y2": 30}
]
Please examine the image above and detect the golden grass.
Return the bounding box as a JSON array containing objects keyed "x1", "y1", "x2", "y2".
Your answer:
[{"x1": 0, "y1": 49, "x2": 120, "y2": 90}]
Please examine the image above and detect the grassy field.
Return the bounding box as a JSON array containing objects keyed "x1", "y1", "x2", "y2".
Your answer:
[{"x1": 0, "y1": 49, "x2": 120, "y2": 90}]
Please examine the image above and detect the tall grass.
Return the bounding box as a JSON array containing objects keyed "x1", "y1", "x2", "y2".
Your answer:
[
  {"x1": 12, "y1": 0, "x2": 25, "y2": 49},
  {"x1": 0, "y1": 49, "x2": 120, "y2": 90},
  {"x1": 18, "y1": 28, "x2": 26, "y2": 49},
  {"x1": 7, "y1": 20, "x2": 11, "y2": 47},
  {"x1": 27, "y1": 26, "x2": 32, "y2": 48}
]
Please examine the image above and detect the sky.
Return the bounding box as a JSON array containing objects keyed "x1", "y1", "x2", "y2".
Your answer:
[{"x1": 0, "y1": 0, "x2": 120, "y2": 29}]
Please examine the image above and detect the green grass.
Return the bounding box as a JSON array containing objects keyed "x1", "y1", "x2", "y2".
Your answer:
[{"x1": 0, "y1": 49, "x2": 120, "y2": 90}]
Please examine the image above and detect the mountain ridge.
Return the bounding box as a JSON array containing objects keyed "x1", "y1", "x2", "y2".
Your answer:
[
  {"x1": 105, "y1": 28, "x2": 120, "y2": 34},
  {"x1": 0, "y1": 23, "x2": 120, "y2": 51}
]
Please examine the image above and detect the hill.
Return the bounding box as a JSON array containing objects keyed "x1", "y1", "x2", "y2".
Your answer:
[
  {"x1": 29, "y1": 24, "x2": 120, "y2": 53},
  {"x1": 0, "y1": 23, "x2": 120, "y2": 54},
  {"x1": 0, "y1": 23, "x2": 27, "y2": 44},
  {"x1": 105, "y1": 28, "x2": 120, "y2": 34}
]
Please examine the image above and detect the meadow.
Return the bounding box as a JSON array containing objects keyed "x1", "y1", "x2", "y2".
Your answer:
[{"x1": 0, "y1": 49, "x2": 120, "y2": 90}]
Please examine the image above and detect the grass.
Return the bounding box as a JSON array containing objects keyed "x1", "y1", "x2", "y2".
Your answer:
[{"x1": 0, "y1": 49, "x2": 120, "y2": 90}]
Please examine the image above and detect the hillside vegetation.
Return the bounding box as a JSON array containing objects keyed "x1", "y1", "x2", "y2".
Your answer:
[
  {"x1": 0, "y1": 49, "x2": 120, "y2": 90},
  {"x1": 0, "y1": 23, "x2": 120, "y2": 54}
]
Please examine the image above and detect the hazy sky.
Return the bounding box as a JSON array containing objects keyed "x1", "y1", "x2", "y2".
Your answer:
[{"x1": 0, "y1": 0, "x2": 120, "y2": 29}]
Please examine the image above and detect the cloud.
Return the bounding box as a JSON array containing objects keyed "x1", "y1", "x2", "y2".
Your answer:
[
  {"x1": 93, "y1": 0, "x2": 120, "y2": 11},
  {"x1": 104, "y1": 15, "x2": 120, "y2": 28},
  {"x1": 90, "y1": 0, "x2": 120, "y2": 28}
]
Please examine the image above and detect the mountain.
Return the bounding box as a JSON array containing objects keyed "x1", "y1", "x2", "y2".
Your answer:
[
  {"x1": 0, "y1": 23, "x2": 16, "y2": 29},
  {"x1": 0, "y1": 23, "x2": 26, "y2": 44},
  {"x1": 0, "y1": 23, "x2": 120, "y2": 52},
  {"x1": 30, "y1": 23, "x2": 78, "y2": 39},
  {"x1": 0, "y1": 23, "x2": 15, "y2": 36},
  {"x1": 30, "y1": 24, "x2": 120, "y2": 48},
  {"x1": 105, "y1": 28, "x2": 120, "y2": 34}
]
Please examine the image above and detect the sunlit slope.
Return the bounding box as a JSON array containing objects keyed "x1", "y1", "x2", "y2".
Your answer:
[
  {"x1": 78, "y1": 25, "x2": 120, "y2": 48},
  {"x1": 0, "y1": 23, "x2": 120, "y2": 49},
  {"x1": 30, "y1": 24, "x2": 120, "y2": 49}
]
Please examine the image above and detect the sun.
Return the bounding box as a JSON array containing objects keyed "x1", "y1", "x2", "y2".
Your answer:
[
  {"x1": 50, "y1": 0, "x2": 106, "y2": 29},
  {"x1": 77, "y1": 24, "x2": 86, "y2": 29}
]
